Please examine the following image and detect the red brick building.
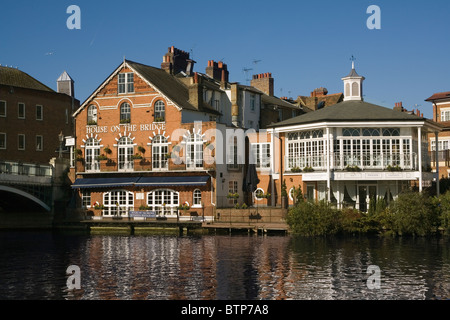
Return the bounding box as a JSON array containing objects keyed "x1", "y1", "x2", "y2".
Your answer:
[
  {"x1": 0, "y1": 66, "x2": 79, "y2": 165},
  {"x1": 71, "y1": 46, "x2": 302, "y2": 220},
  {"x1": 425, "y1": 91, "x2": 450, "y2": 178}
]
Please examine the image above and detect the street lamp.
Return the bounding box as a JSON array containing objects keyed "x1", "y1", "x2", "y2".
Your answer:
[{"x1": 58, "y1": 131, "x2": 64, "y2": 159}]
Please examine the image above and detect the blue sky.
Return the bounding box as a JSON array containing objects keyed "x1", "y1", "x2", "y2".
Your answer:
[{"x1": 1, "y1": 0, "x2": 449, "y2": 118}]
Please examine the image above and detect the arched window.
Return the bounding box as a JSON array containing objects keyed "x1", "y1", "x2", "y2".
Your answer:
[
  {"x1": 186, "y1": 133, "x2": 203, "y2": 169},
  {"x1": 120, "y1": 102, "x2": 131, "y2": 123},
  {"x1": 103, "y1": 190, "x2": 134, "y2": 217},
  {"x1": 118, "y1": 136, "x2": 134, "y2": 171},
  {"x1": 193, "y1": 189, "x2": 202, "y2": 207},
  {"x1": 87, "y1": 105, "x2": 97, "y2": 125},
  {"x1": 154, "y1": 100, "x2": 165, "y2": 122},
  {"x1": 152, "y1": 135, "x2": 169, "y2": 170},
  {"x1": 85, "y1": 138, "x2": 100, "y2": 172},
  {"x1": 352, "y1": 82, "x2": 359, "y2": 97},
  {"x1": 147, "y1": 189, "x2": 179, "y2": 216},
  {"x1": 345, "y1": 83, "x2": 350, "y2": 97}
]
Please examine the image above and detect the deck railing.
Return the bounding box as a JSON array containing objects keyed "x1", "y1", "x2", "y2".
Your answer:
[{"x1": 285, "y1": 152, "x2": 418, "y2": 172}]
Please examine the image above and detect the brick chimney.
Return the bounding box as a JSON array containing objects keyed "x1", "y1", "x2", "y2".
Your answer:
[
  {"x1": 188, "y1": 72, "x2": 203, "y2": 109},
  {"x1": 205, "y1": 60, "x2": 229, "y2": 82},
  {"x1": 394, "y1": 102, "x2": 404, "y2": 112},
  {"x1": 251, "y1": 73, "x2": 274, "y2": 96},
  {"x1": 311, "y1": 87, "x2": 328, "y2": 97},
  {"x1": 161, "y1": 46, "x2": 195, "y2": 75}
]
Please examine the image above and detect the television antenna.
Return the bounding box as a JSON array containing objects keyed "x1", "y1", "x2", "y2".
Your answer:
[{"x1": 242, "y1": 67, "x2": 253, "y2": 84}]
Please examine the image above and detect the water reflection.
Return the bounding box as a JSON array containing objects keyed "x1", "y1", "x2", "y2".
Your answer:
[{"x1": 0, "y1": 231, "x2": 449, "y2": 300}]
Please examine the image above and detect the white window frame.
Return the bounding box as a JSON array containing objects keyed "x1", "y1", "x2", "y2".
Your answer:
[
  {"x1": 103, "y1": 190, "x2": 134, "y2": 217},
  {"x1": 117, "y1": 136, "x2": 134, "y2": 171},
  {"x1": 85, "y1": 138, "x2": 101, "y2": 172},
  {"x1": 441, "y1": 109, "x2": 450, "y2": 122},
  {"x1": 87, "y1": 105, "x2": 97, "y2": 124},
  {"x1": 82, "y1": 190, "x2": 91, "y2": 208},
  {"x1": 192, "y1": 189, "x2": 202, "y2": 208},
  {"x1": 18, "y1": 134, "x2": 25, "y2": 150},
  {"x1": 36, "y1": 105, "x2": 43, "y2": 121},
  {"x1": 18, "y1": 103, "x2": 25, "y2": 119},
  {"x1": 152, "y1": 135, "x2": 169, "y2": 171},
  {"x1": 118, "y1": 73, "x2": 134, "y2": 94},
  {"x1": 120, "y1": 102, "x2": 131, "y2": 123},
  {"x1": 186, "y1": 133, "x2": 203, "y2": 169},
  {"x1": 251, "y1": 143, "x2": 271, "y2": 169},
  {"x1": 147, "y1": 189, "x2": 179, "y2": 217},
  {"x1": 154, "y1": 100, "x2": 165, "y2": 122},
  {"x1": 36, "y1": 135, "x2": 43, "y2": 151}
]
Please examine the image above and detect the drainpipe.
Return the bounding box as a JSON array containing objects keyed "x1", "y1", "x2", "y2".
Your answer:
[{"x1": 435, "y1": 131, "x2": 440, "y2": 197}]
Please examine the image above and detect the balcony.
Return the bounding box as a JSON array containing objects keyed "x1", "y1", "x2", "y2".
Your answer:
[
  {"x1": 430, "y1": 150, "x2": 450, "y2": 168},
  {"x1": 285, "y1": 152, "x2": 419, "y2": 173}
]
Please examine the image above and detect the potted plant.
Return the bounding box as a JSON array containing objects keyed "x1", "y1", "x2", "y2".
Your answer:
[
  {"x1": 103, "y1": 146, "x2": 112, "y2": 155},
  {"x1": 96, "y1": 154, "x2": 108, "y2": 161}
]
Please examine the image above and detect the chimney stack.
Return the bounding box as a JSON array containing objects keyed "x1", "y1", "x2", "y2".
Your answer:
[
  {"x1": 250, "y1": 72, "x2": 274, "y2": 96},
  {"x1": 394, "y1": 102, "x2": 404, "y2": 112},
  {"x1": 161, "y1": 46, "x2": 195, "y2": 75},
  {"x1": 206, "y1": 60, "x2": 229, "y2": 82}
]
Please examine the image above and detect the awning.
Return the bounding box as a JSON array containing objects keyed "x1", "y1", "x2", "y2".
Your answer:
[
  {"x1": 135, "y1": 176, "x2": 210, "y2": 187},
  {"x1": 71, "y1": 176, "x2": 210, "y2": 189},
  {"x1": 71, "y1": 177, "x2": 140, "y2": 189}
]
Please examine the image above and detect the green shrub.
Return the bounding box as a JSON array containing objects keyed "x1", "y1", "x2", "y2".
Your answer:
[
  {"x1": 435, "y1": 191, "x2": 450, "y2": 235},
  {"x1": 390, "y1": 191, "x2": 439, "y2": 236},
  {"x1": 287, "y1": 200, "x2": 340, "y2": 236}
]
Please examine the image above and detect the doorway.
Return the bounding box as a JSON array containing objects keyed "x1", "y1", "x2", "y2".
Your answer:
[{"x1": 358, "y1": 185, "x2": 377, "y2": 212}]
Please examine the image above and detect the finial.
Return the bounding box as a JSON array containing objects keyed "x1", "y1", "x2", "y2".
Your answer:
[{"x1": 350, "y1": 55, "x2": 356, "y2": 69}]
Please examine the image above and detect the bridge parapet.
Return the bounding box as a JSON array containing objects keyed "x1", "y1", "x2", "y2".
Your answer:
[{"x1": 0, "y1": 161, "x2": 53, "y2": 184}]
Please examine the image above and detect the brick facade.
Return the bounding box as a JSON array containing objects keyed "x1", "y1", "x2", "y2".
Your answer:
[{"x1": 0, "y1": 68, "x2": 78, "y2": 165}]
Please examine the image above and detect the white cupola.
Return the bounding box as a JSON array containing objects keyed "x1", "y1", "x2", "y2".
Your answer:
[{"x1": 342, "y1": 60, "x2": 365, "y2": 101}]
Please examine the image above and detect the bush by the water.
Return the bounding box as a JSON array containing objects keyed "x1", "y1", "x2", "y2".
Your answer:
[{"x1": 287, "y1": 190, "x2": 450, "y2": 237}]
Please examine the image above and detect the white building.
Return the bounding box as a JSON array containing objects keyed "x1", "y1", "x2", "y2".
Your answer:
[{"x1": 265, "y1": 62, "x2": 441, "y2": 211}]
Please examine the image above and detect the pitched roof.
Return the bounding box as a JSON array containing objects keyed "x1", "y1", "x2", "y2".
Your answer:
[
  {"x1": 75, "y1": 60, "x2": 221, "y2": 116},
  {"x1": 0, "y1": 66, "x2": 54, "y2": 92},
  {"x1": 57, "y1": 71, "x2": 73, "y2": 82},
  {"x1": 343, "y1": 68, "x2": 364, "y2": 78},
  {"x1": 268, "y1": 100, "x2": 425, "y2": 128},
  {"x1": 425, "y1": 91, "x2": 450, "y2": 102}
]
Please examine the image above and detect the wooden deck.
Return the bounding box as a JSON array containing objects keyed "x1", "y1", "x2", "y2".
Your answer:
[{"x1": 54, "y1": 217, "x2": 290, "y2": 235}]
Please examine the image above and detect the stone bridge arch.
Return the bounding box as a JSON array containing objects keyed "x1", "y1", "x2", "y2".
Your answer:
[{"x1": 0, "y1": 185, "x2": 51, "y2": 212}]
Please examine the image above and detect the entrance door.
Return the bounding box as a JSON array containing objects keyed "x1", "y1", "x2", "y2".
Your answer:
[{"x1": 358, "y1": 185, "x2": 377, "y2": 212}]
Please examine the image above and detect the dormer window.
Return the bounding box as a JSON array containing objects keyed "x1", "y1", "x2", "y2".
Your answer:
[{"x1": 118, "y1": 73, "x2": 134, "y2": 94}]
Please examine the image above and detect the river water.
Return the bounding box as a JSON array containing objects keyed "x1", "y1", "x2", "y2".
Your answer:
[{"x1": 0, "y1": 231, "x2": 448, "y2": 300}]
